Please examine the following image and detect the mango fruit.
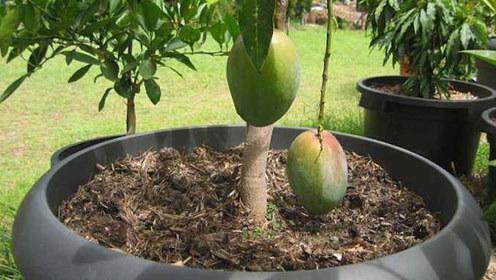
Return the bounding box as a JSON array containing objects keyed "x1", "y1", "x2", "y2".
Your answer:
[
  {"x1": 286, "y1": 130, "x2": 348, "y2": 215},
  {"x1": 226, "y1": 30, "x2": 300, "y2": 126}
]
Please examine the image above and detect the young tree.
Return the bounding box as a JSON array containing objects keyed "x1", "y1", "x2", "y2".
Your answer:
[
  {"x1": 0, "y1": 0, "x2": 234, "y2": 134},
  {"x1": 228, "y1": 0, "x2": 300, "y2": 224}
]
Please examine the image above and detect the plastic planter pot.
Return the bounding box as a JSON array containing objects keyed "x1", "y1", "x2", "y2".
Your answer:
[
  {"x1": 358, "y1": 76, "x2": 496, "y2": 175},
  {"x1": 13, "y1": 126, "x2": 491, "y2": 280},
  {"x1": 51, "y1": 135, "x2": 124, "y2": 167},
  {"x1": 476, "y1": 37, "x2": 496, "y2": 90},
  {"x1": 481, "y1": 108, "x2": 496, "y2": 200}
]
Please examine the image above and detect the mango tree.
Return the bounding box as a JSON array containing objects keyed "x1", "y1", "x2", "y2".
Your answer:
[
  {"x1": 0, "y1": 0, "x2": 235, "y2": 134},
  {"x1": 228, "y1": 0, "x2": 346, "y2": 224}
]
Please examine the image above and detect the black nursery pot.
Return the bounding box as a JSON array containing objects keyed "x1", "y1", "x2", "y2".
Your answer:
[
  {"x1": 358, "y1": 76, "x2": 496, "y2": 175},
  {"x1": 481, "y1": 108, "x2": 496, "y2": 200},
  {"x1": 50, "y1": 135, "x2": 124, "y2": 167},
  {"x1": 13, "y1": 126, "x2": 491, "y2": 280}
]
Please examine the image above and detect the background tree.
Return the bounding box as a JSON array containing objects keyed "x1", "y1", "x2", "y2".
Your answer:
[
  {"x1": 365, "y1": 0, "x2": 488, "y2": 98},
  {"x1": 0, "y1": 0, "x2": 235, "y2": 134}
]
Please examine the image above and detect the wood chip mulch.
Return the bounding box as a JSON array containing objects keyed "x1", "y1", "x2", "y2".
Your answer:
[
  {"x1": 59, "y1": 145, "x2": 441, "y2": 271},
  {"x1": 372, "y1": 83, "x2": 478, "y2": 100}
]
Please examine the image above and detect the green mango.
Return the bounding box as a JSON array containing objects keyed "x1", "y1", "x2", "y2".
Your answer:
[
  {"x1": 226, "y1": 30, "x2": 300, "y2": 126},
  {"x1": 287, "y1": 130, "x2": 348, "y2": 215}
]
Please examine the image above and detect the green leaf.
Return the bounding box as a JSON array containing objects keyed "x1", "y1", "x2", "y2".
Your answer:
[
  {"x1": 138, "y1": 0, "x2": 163, "y2": 31},
  {"x1": 210, "y1": 22, "x2": 227, "y2": 46},
  {"x1": 238, "y1": 0, "x2": 276, "y2": 71},
  {"x1": 0, "y1": 8, "x2": 19, "y2": 57},
  {"x1": 114, "y1": 76, "x2": 133, "y2": 98},
  {"x1": 27, "y1": 45, "x2": 47, "y2": 74},
  {"x1": 139, "y1": 59, "x2": 157, "y2": 80},
  {"x1": 179, "y1": 25, "x2": 201, "y2": 48},
  {"x1": 224, "y1": 14, "x2": 240, "y2": 40},
  {"x1": 22, "y1": 3, "x2": 40, "y2": 33},
  {"x1": 460, "y1": 24, "x2": 473, "y2": 50},
  {"x1": 0, "y1": 75, "x2": 27, "y2": 103},
  {"x1": 145, "y1": 79, "x2": 161, "y2": 105},
  {"x1": 62, "y1": 51, "x2": 100, "y2": 65},
  {"x1": 483, "y1": 0, "x2": 496, "y2": 13},
  {"x1": 461, "y1": 50, "x2": 496, "y2": 66},
  {"x1": 483, "y1": 200, "x2": 496, "y2": 223},
  {"x1": 100, "y1": 59, "x2": 120, "y2": 81},
  {"x1": 165, "y1": 52, "x2": 196, "y2": 71},
  {"x1": 489, "y1": 159, "x2": 496, "y2": 167},
  {"x1": 68, "y1": 64, "x2": 92, "y2": 83},
  {"x1": 99, "y1": 88, "x2": 112, "y2": 111}
]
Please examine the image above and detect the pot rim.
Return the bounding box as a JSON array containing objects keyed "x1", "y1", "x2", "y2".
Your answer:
[
  {"x1": 13, "y1": 125, "x2": 491, "y2": 279},
  {"x1": 481, "y1": 107, "x2": 496, "y2": 135}
]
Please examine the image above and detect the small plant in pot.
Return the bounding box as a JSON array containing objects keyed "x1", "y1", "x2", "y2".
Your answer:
[
  {"x1": 358, "y1": 0, "x2": 496, "y2": 175},
  {"x1": 10, "y1": 0, "x2": 492, "y2": 279},
  {"x1": 0, "y1": 0, "x2": 234, "y2": 165}
]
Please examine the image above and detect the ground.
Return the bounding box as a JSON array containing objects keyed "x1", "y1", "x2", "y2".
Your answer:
[{"x1": 0, "y1": 26, "x2": 492, "y2": 278}]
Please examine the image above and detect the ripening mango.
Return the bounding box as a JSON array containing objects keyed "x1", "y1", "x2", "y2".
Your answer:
[
  {"x1": 226, "y1": 30, "x2": 300, "y2": 126},
  {"x1": 286, "y1": 130, "x2": 348, "y2": 215}
]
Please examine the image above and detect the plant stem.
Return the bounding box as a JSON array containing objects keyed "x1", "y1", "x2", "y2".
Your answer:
[
  {"x1": 126, "y1": 96, "x2": 136, "y2": 135},
  {"x1": 317, "y1": 0, "x2": 333, "y2": 139},
  {"x1": 126, "y1": 43, "x2": 136, "y2": 135}
]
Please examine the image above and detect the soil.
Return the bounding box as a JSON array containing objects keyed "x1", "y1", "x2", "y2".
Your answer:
[
  {"x1": 60, "y1": 145, "x2": 441, "y2": 272},
  {"x1": 372, "y1": 83, "x2": 478, "y2": 101}
]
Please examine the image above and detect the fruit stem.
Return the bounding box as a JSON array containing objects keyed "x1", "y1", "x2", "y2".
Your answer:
[{"x1": 317, "y1": 0, "x2": 333, "y2": 145}]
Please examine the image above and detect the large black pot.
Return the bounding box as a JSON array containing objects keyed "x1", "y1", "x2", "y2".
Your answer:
[
  {"x1": 358, "y1": 76, "x2": 496, "y2": 175},
  {"x1": 51, "y1": 135, "x2": 124, "y2": 167},
  {"x1": 481, "y1": 108, "x2": 496, "y2": 200},
  {"x1": 476, "y1": 37, "x2": 496, "y2": 90},
  {"x1": 13, "y1": 126, "x2": 491, "y2": 280}
]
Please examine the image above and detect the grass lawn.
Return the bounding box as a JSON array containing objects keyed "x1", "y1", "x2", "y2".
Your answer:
[{"x1": 0, "y1": 26, "x2": 490, "y2": 278}]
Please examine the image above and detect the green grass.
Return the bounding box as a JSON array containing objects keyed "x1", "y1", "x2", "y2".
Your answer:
[{"x1": 0, "y1": 26, "x2": 489, "y2": 278}]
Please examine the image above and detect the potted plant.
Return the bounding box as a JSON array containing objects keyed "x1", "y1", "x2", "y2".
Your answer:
[
  {"x1": 474, "y1": 0, "x2": 496, "y2": 89},
  {"x1": 11, "y1": 0, "x2": 492, "y2": 279},
  {"x1": 0, "y1": 0, "x2": 235, "y2": 165},
  {"x1": 357, "y1": 0, "x2": 496, "y2": 175}
]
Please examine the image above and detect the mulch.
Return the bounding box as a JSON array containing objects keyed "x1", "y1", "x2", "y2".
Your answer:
[
  {"x1": 372, "y1": 83, "x2": 478, "y2": 101},
  {"x1": 59, "y1": 145, "x2": 441, "y2": 271}
]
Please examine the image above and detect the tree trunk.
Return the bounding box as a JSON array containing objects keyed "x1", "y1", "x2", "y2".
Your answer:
[
  {"x1": 126, "y1": 95, "x2": 136, "y2": 135},
  {"x1": 400, "y1": 57, "x2": 412, "y2": 76},
  {"x1": 240, "y1": 125, "x2": 273, "y2": 224},
  {"x1": 275, "y1": 0, "x2": 289, "y2": 33},
  {"x1": 239, "y1": 0, "x2": 288, "y2": 225}
]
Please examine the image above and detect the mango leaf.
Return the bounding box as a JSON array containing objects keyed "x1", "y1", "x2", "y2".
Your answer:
[
  {"x1": 99, "y1": 88, "x2": 113, "y2": 111},
  {"x1": 139, "y1": 59, "x2": 157, "y2": 80},
  {"x1": 461, "y1": 50, "x2": 496, "y2": 67},
  {"x1": 0, "y1": 8, "x2": 19, "y2": 57},
  {"x1": 460, "y1": 23, "x2": 473, "y2": 49},
  {"x1": 145, "y1": 79, "x2": 161, "y2": 105},
  {"x1": 483, "y1": 200, "x2": 496, "y2": 223},
  {"x1": 238, "y1": 0, "x2": 275, "y2": 71},
  {"x1": 483, "y1": 0, "x2": 496, "y2": 13},
  {"x1": 68, "y1": 64, "x2": 92, "y2": 83},
  {"x1": 100, "y1": 59, "x2": 120, "y2": 81},
  {"x1": 0, "y1": 75, "x2": 28, "y2": 103}
]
